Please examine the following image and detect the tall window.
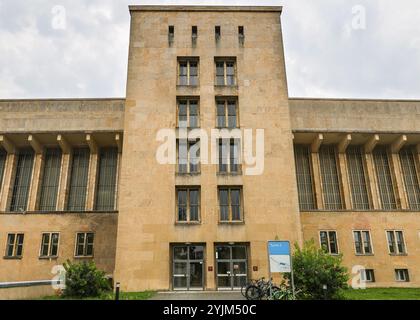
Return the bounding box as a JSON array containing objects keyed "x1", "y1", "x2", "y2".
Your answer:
[
  {"x1": 95, "y1": 148, "x2": 118, "y2": 211},
  {"x1": 353, "y1": 230, "x2": 373, "y2": 255},
  {"x1": 219, "y1": 187, "x2": 242, "y2": 222},
  {"x1": 216, "y1": 99, "x2": 238, "y2": 128},
  {"x1": 215, "y1": 59, "x2": 236, "y2": 86},
  {"x1": 177, "y1": 99, "x2": 199, "y2": 128},
  {"x1": 178, "y1": 58, "x2": 199, "y2": 86},
  {"x1": 294, "y1": 145, "x2": 316, "y2": 210},
  {"x1": 39, "y1": 148, "x2": 62, "y2": 211},
  {"x1": 67, "y1": 148, "x2": 90, "y2": 211},
  {"x1": 218, "y1": 139, "x2": 241, "y2": 174},
  {"x1": 40, "y1": 232, "x2": 60, "y2": 258},
  {"x1": 177, "y1": 139, "x2": 200, "y2": 174},
  {"x1": 5, "y1": 233, "x2": 24, "y2": 258},
  {"x1": 176, "y1": 187, "x2": 200, "y2": 223},
  {"x1": 10, "y1": 148, "x2": 34, "y2": 212},
  {"x1": 399, "y1": 147, "x2": 420, "y2": 210},
  {"x1": 386, "y1": 230, "x2": 406, "y2": 255},
  {"x1": 319, "y1": 145, "x2": 343, "y2": 210},
  {"x1": 319, "y1": 231, "x2": 339, "y2": 254},
  {"x1": 373, "y1": 146, "x2": 397, "y2": 210},
  {"x1": 346, "y1": 146, "x2": 370, "y2": 209},
  {"x1": 75, "y1": 232, "x2": 94, "y2": 257},
  {"x1": 0, "y1": 149, "x2": 6, "y2": 193},
  {"x1": 395, "y1": 269, "x2": 410, "y2": 282}
]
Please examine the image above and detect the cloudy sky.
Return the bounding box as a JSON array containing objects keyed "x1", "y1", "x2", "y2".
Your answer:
[{"x1": 0, "y1": 0, "x2": 419, "y2": 99}]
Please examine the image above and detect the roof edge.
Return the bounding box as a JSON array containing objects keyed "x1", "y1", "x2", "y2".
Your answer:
[
  {"x1": 289, "y1": 97, "x2": 420, "y2": 103},
  {"x1": 0, "y1": 98, "x2": 126, "y2": 102},
  {"x1": 129, "y1": 5, "x2": 282, "y2": 13}
]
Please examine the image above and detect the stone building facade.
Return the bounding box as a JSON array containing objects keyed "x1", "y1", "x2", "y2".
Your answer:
[{"x1": 0, "y1": 6, "x2": 419, "y2": 298}]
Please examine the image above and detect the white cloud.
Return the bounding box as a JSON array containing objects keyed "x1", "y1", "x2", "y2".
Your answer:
[{"x1": 0, "y1": 0, "x2": 419, "y2": 99}]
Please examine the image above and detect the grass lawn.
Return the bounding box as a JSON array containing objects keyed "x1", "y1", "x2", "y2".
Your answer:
[
  {"x1": 41, "y1": 291, "x2": 155, "y2": 300},
  {"x1": 342, "y1": 288, "x2": 420, "y2": 300}
]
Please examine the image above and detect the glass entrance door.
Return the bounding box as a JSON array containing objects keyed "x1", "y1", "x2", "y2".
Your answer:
[
  {"x1": 172, "y1": 245, "x2": 204, "y2": 290},
  {"x1": 215, "y1": 244, "x2": 248, "y2": 290}
]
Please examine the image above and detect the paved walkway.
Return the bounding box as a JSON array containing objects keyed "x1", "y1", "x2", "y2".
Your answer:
[{"x1": 150, "y1": 291, "x2": 245, "y2": 300}]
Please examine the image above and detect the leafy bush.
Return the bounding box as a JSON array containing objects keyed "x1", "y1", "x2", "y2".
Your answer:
[
  {"x1": 62, "y1": 260, "x2": 111, "y2": 298},
  {"x1": 284, "y1": 240, "x2": 349, "y2": 300}
]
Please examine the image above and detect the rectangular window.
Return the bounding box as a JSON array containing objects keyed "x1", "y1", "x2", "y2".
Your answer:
[
  {"x1": 75, "y1": 232, "x2": 94, "y2": 257},
  {"x1": 95, "y1": 147, "x2": 118, "y2": 211},
  {"x1": 177, "y1": 99, "x2": 199, "y2": 128},
  {"x1": 177, "y1": 139, "x2": 200, "y2": 174},
  {"x1": 399, "y1": 147, "x2": 420, "y2": 210},
  {"x1": 178, "y1": 58, "x2": 199, "y2": 86},
  {"x1": 373, "y1": 146, "x2": 397, "y2": 210},
  {"x1": 168, "y1": 25, "x2": 174, "y2": 44},
  {"x1": 319, "y1": 231, "x2": 339, "y2": 254},
  {"x1": 353, "y1": 230, "x2": 373, "y2": 255},
  {"x1": 176, "y1": 187, "x2": 200, "y2": 223},
  {"x1": 192, "y1": 26, "x2": 197, "y2": 38},
  {"x1": 0, "y1": 149, "x2": 6, "y2": 193},
  {"x1": 218, "y1": 139, "x2": 241, "y2": 174},
  {"x1": 294, "y1": 145, "x2": 316, "y2": 210},
  {"x1": 319, "y1": 145, "x2": 343, "y2": 210},
  {"x1": 346, "y1": 146, "x2": 370, "y2": 210},
  {"x1": 386, "y1": 230, "x2": 406, "y2": 254},
  {"x1": 67, "y1": 148, "x2": 90, "y2": 211},
  {"x1": 10, "y1": 148, "x2": 34, "y2": 212},
  {"x1": 395, "y1": 269, "x2": 409, "y2": 282},
  {"x1": 361, "y1": 269, "x2": 375, "y2": 283},
  {"x1": 216, "y1": 99, "x2": 238, "y2": 128},
  {"x1": 40, "y1": 232, "x2": 60, "y2": 258},
  {"x1": 218, "y1": 187, "x2": 243, "y2": 222},
  {"x1": 5, "y1": 233, "x2": 24, "y2": 258},
  {"x1": 215, "y1": 26, "x2": 221, "y2": 39},
  {"x1": 238, "y1": 26, "x2": 245, "y2": 43},
  {"x1": 215, "y1": 59, "x2": 236, "y2": 86},
  {"x1": 39, "y1": 148, "x2": 62, "y2": 211}
]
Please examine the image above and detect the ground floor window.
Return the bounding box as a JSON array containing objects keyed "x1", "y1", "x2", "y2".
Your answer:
[
  {"x1": 5, "y1": 233, "x2": 24, "y2": 258},
  {"x1": 361, "y1": 269, "x2": 375, "y2": 283},
  {"x1": 74, "y1": 232, "x2": 94, "y2": 257},
  {"x1": 395, "y1": 269, "x2": 410, "y2": 282},
  {"x1": 40, "y1": 232, "x2": 60, "y2": 258}
]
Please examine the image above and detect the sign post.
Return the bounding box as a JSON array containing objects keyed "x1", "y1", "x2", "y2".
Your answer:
[{"x1": 267, "y1": 241, "x2": 295, "y2": 299}]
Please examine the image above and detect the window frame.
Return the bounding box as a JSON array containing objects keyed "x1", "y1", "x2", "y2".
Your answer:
[
  {"x1": 176, "y1": 139, "x2": 201, "y2": 175},
  {"x1": 352, "y1": 230, "x2": 374, "y2": 255},
  {"x1": 386, "y1": 230, "x2": 407, "y2": 255},
  {"x1": 215, "y1": 98, "x2": 239, "y2": 129},
  {"x1": 74, "y1": 232, "x2": 95, "y2": 258},
  {"x1": 177, "y1": 58, "x2": 199, "y2": 86},
  {"x1": 175, "y1": 187, "x2": 201, "y2": 224},
  {"x1": 4, "y1": 233, "x2": 25, "y2": 259},
  {"x1": 214, "y1": 58, "x2": 237, "y2": 86},
  {"x1": 39, "y1": 232, "x2": 60, "y2": 259},
  {"x1": 217, "y1": 138, "x2": 241, "y2": 175},
  {"x1": 176, "y1": 98, "x2": 200, "y2": 129},
  {"x1": 360, "y1": 269, "x2": 375, "y2": 283},
  {"x1": 319, "y1": 230, "x2": 339, "y2": 255},
  {"x1": 218, "y1": 187, "x2": 244, "y2": 223},
  {"x1": 395, "y1": 269, "x2": 410, "y2": 282}
]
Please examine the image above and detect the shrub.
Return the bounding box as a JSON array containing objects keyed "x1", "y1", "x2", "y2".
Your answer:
[
  {"x1": 62, "y1": 260, "x2": 111, "y2": 298},
  {"x1": 284, "y1": 240, "x2": 349, "y2": 300}
]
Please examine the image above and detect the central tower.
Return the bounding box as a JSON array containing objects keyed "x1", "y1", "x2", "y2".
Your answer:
[{"x1": 115, "y1": 5, "x2": 302, "y2": 291}]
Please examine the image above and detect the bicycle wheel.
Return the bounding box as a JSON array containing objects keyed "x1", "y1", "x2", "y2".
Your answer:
[{"x1": 245, "y1": 285, "x2": 262, "y2": 300}]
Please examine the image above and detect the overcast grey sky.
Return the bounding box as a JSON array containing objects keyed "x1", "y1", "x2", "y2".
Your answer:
[{"x1": 0, "y1": 0, "x2": 419, "y2": 99}]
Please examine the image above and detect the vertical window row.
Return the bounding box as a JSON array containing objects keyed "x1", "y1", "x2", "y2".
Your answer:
[
  {"x1": 66, "y1": 148, "x2": 90, "y2": 211},
  {"x1": 10, "y1": 148, "x2": 35, "y2": 212},
  {"x1": 373, "y1": 146, "x2": 397, "y2": 210},
  {"x1": 95, "y1": 147, "x2": 118, "y2": 211},
  {"x1": 346, "y1": 146, "x2": 370, "y2": 210},
  {"x1": 319, "y1": 145, "x2": 343, "y2": 210},
  {"x1": 39, "y1": 148, "x2": 62, "y2": 211},
  {"x1": 293, "y1": 145, "x2": 316, "y2": 210},
  {"x1": 399, "y1": 147, "x2": 420, "y2": 210}
]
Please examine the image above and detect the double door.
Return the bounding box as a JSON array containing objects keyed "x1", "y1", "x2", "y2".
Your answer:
[
  {"x1": 215, "y1": 245, "x2": 248, "y2": 290},
  {"x1": 172, "y1": 245, "x2": 204, "y2": 290}
]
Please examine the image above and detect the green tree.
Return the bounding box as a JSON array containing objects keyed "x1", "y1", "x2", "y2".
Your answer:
[
  {"x1": 284, "y1": 240, "x2": 349, "y2": 300},
  {"x1": 62, "y1": 260, "x2": 111, "y2": 298}
]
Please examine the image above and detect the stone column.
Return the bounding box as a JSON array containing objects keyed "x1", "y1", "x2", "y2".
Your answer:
[
  {"x1": 0, "y1": 153, "x2": 17, "y2": 211},
  {"x1": 311, "y1": 153, "x2": 324, "y2": 210},
  {"x1": 57, "y1": 134, "x2": 71, "y2": 211},
  {"x1": 364, "y1": 153, "x2": 380, "y2": 210},
  {"x1": 86, "y1": 134, "x2": 98, "y2": 211},
  {"x1": 338, "y1": 153, "x2": 352, "y2": 209},
  {"x1": 390, "y1": 153, "x2": 408, "y2": 210}
]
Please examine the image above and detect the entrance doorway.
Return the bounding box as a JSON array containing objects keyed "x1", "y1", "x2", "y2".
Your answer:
[
  {"x1": 215, "y1": 244, "x2": 248, "y2": 290},
  {"x1": 172, "y1": 244, "x2": 204, "y2": 290}
]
